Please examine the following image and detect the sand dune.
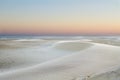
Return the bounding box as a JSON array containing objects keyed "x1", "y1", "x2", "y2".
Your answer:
[{"x1": 0, "y1": 39, "x2": 120, "y2": 80}]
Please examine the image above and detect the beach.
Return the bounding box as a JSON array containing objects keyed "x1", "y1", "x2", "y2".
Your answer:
[{"x1": 0, "y1": 36, "x2": 120, "y2": 80}]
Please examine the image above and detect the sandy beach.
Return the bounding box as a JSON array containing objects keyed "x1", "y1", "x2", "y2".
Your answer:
[{"x1": 0, "y1": 36, "x2": 120, "y2": 80}]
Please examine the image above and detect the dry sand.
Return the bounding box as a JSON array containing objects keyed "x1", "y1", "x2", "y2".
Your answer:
[{"x1": 0, "y1": 39, "x2": 120, "y2": 80}]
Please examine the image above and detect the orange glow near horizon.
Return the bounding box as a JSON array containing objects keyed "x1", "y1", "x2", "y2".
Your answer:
[
  {"x1": 1, "y1": 24, "x2": 120, "y2": 35},
  {"x1": 0, "y1": 0, "x2": 120, "y2": 35}
]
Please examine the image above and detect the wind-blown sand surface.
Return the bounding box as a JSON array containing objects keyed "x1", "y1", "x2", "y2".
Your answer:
[{"x1": 0, "y1": 38, "x2": 120, "y2": 80}]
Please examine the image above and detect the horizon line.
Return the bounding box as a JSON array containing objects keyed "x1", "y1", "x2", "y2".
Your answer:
[{"x1": 0, "y1": 33, "x2": 120, "y2": 36}]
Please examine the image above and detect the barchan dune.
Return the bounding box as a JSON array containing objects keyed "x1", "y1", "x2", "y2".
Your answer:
[{"x1": 0, "y1": 38, "x2": 120, "y2": 80}]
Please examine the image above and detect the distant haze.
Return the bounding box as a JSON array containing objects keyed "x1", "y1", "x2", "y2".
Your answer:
[{"x1": 0, "y1": 0, "x2": 120, "y2": 35}]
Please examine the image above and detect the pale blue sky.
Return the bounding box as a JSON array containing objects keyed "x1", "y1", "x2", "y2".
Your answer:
[{"x1": 0, "y1": 0, "x2": 120, "y2": 35}]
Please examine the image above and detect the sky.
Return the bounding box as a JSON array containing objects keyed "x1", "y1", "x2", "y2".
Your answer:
[{"x1": 0, "y1": 0, "x2": 120, "y2": 35}]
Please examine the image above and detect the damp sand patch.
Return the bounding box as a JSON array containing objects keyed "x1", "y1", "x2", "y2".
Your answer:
[{"x1": 53, "y1": 41, "x2": 93, "y2": 52}]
